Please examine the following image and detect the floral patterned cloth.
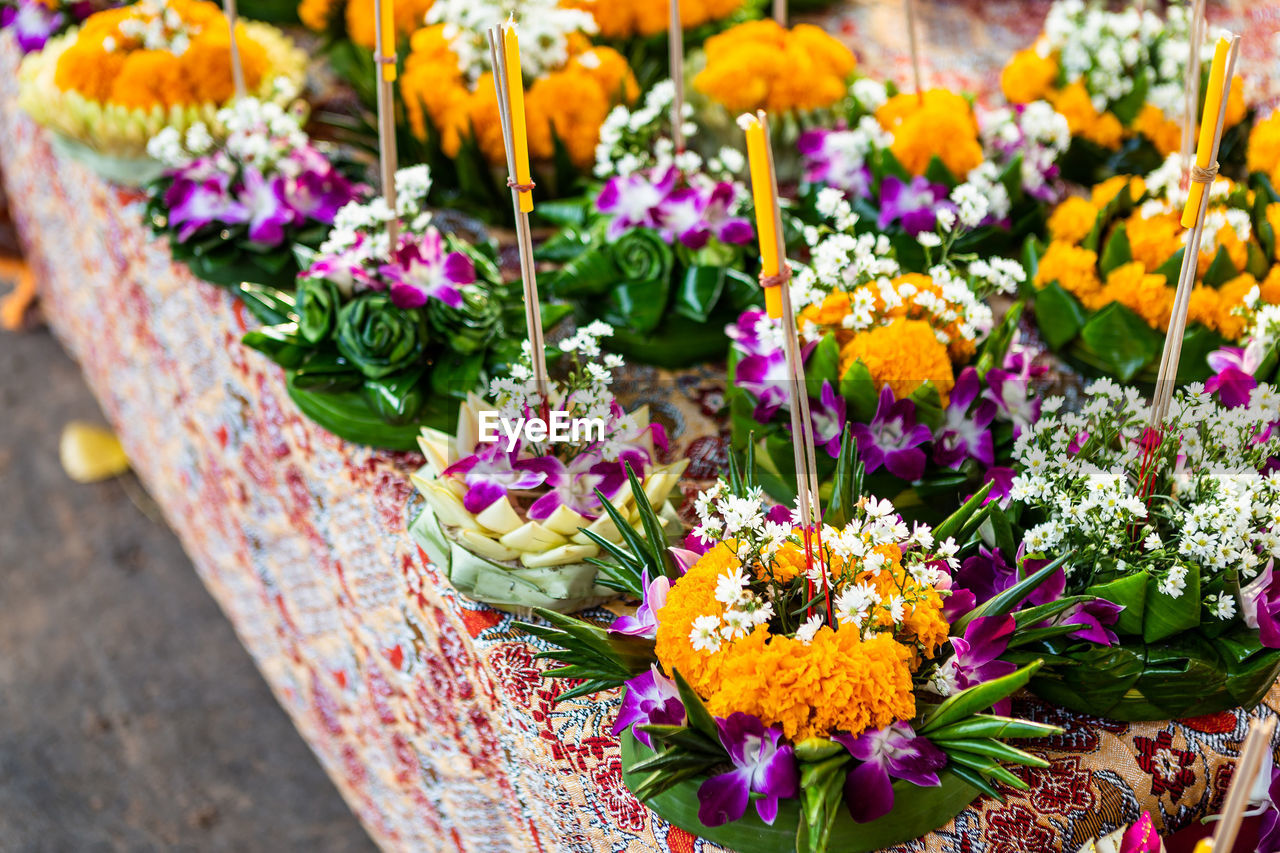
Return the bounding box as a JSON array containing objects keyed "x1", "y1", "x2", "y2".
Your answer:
[{"x1": 4, "y1": 6, "x2": 1280, "y2": 849}]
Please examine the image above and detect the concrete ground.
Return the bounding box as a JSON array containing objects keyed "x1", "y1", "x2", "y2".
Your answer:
[{"x1": 0, "y1": 326, "x2": 376, "y2": 852}]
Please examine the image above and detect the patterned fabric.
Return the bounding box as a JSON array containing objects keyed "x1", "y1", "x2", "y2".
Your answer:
[{"x1": 3, "y1": 5, "x2": 1280, "y2": 849}]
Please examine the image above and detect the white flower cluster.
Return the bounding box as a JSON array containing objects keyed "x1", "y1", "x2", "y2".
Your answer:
[
  {"x1": 593, "y1": 79, "x2": 746, "y2": 188},
  {"x1": 1139, "y1": 153, "x2": 1250, "y2": 248},
  {"x1": 426, "y1": 0, "x2": 597, "y2": 85},
  {"x1": 107, "y1": 0, "x2": 201, "y2": 55},
  {"x1": 689, "y1": 484, "x2": 960, "y2": 650},
  {"x1": 979, "y1": 100, "x2": 1071, "y2": 200},
  {"x1": 1042, "y1": 0, "x2": 1207, "y2": 119},
  {"x1": 488, "y1": 320, "x2": 636, "y2": 459},
  {"x1": 793, "y1": 191, "x2": 1009, "y2": 349},
  {"x1": 1011, "y1": 378, "x2": 1280, "y2": 618},
  {"x1": 147, "y1": 86, "x2": 305, "y2": 169},
  {"x1": 315, "y1": 165, "x2": 434, "y2": 267}
]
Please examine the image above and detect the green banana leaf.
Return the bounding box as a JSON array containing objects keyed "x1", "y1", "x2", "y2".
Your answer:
[{"x1": 620, "y1": 733, "x2": 979, "y2": 853}]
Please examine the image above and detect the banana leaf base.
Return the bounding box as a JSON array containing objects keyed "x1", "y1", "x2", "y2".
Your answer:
[
  {"x1": 285, "y1": 374, "x2": 425, "y2": 451},
  {"x1": 1028, "y1": 636, "x2": 1280, "y2": 721},
  {"x1": 409, "y1": 502, "x2": 617, "y2": 615},
  {"x1": 48, "y1": 132, "x2": 165, "y2": 187},
  {"x1": 621, "y1": 733, "x2": 978, "y2": 853}
]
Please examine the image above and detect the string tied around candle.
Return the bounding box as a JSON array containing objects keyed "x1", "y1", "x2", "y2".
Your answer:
[
  {"x1": 758, "y1": 265, "x2": 792, "y2": 291},
  {"x1": 1190, "y1": 162, "x2": 1219, "y2": 184},
  {"x1": 506, "y1": 177, "x2": 537, "y2": 192}
]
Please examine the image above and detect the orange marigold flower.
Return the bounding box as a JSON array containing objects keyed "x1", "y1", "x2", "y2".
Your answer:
[
  {"x1": 1035, "y1": 241, "x2": 1103, "y2": 304},
  {"x1": 883, "y1": 99, "x2": 983, "y2": 177},
  {"x1": 654, "y1": 542, "x2": 922, "y2": 741},
  {"x1": 694, "y1": 20, "x2": 854, "y2": 114},
  {"x1": 840, "y1": 317, "x2": 955, "y2": 402},
  {"x1": 1248, "y1": 112, "x2": 1280, "y2": 177},
  {"x1": 1053, "y1": 80, "x2": 1123, "y2": 150},
  {"x1": 1225, "y1": 76, "x2": 1247, "y2": 130},
  {"x1": 1047, "y1": 196, "x2": 1099, "y2": 245},
  {"x1": 298, "y1": 0, "x2": 339, "y2": 32},
  {"x1": 345, "y1": 0, "x2": 434, "y2": 49},
  {"x1": 1268, "y1": 204, "x2": 1280, "y2": 261},
  {"x1": 1000, "y1": 46, "x2": 1058, "y2": 105},
  {"x1": 1090, "y1": 174, "x2": 1145, "y2": 209},
  {"x1": 1123, "y1": 210, "x2": 1181, "y2": 273},
  {"x1": 1133, "y1": 104, "x2": 1181, "y2": 157},
  {"x1": 1099, "y1": 262, "x2": 1173, "y2": 330},
  {"x1": 1260, "y1": 266, "x2": 1280, "y2": 305}
]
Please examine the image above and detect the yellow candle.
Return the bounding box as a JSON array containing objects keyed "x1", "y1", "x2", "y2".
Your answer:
[
  {"x1": 379, "y1": 0, "x2": 396, "y2": 81},
  {"x1": 503, "y1": 21, "x2": 534, "y2": 214},
  {"x1": 1192, "y1": 842, "x2": 1213, "y2": 853},
  {"x1": 1181, "y1": 36, "x2": 1229, "y2": 227},
  {"x1": 743, "y1": 114, "x2": 783, "y2": 319}
]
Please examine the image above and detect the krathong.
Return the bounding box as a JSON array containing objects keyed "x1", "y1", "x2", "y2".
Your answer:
[
  {"x1": 1001, "y1": 0, "x2": 1249, "y2": 183},
  {"x1": 727, "y1": 185, "x2": 1042, "y2": 517},
  {"x1": 16, "y1": 0, "x2": 305, "y2": 179},
  {"x1": 397, "y1": 0, "x2": 638, "y2": 212},
  {"x1": 798, "y1": 81, "x2": 1071, "y2": 255},
  {"x1": 1029, "y1": 154, "x2": 1280, "y2": 382},
  {"x1": 240, "y1": 166, "x2": 558, "y2": 449},
  {"x1": 537, "y1": 80, "x2": 759, "y2": 367},
  {"x1": 0, "y1": 0, "x2": 118, "y2": 54},
  {"x1": 522, "y1": 454, "x2": 1064, "y2": 852},
  {"x1": 972, "y1": 378, "x2": 1280, "y2": 720},
  {"x1": 409, "y1": 321, "x2": 689, "y2": 612},
  {"x1": 144, "y1": 94, "x2": 364, "y2": 290}
]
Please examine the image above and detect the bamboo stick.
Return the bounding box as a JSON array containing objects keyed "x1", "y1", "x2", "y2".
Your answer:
[
  {"x1": 1207, "y1": 715, "x2": 1277, "y2": 852},
  {"x1": 670, "y1": 0, "x2": 685, "y2": 153},
  {"x1": 224, "y1": 0, "x2": 246, "y2": 100},
  {"x1": 373, "y1": 0, "x2": 399, "y2": 248},
  {"x1": 905, "y1": 0, "x2": 925, "y2": 102}
]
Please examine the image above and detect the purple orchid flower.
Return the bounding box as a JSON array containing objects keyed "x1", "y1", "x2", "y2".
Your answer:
[
  {"x1": 237, "y1": 166, "x2": 294, "y2": 246},
  {"x1": 933, "y1": 615, "x2": 1018, "y2": 714},
  {"x1": 807, "y1": 380, "x2": 847, "y2": 458},
  {"x1": 307, "y1": 230, "x2": 375, "y2": 293},
  {"x1": 933, "y1": 367, "x2": 997, "y2": 469},
  {"x1": 596, "y1": 167, "x2": 677, "y2": 239},
  {"x1": 981, "y1": 466, "x2": 1015, "y2": 508},
  {"x1": 877, "y1": 175, "x2": 953, "y2": 236},
  {"x1": 797, "y1": 127, "x2": 873, "y2": 198},
  {"x1": 697, "y1": 712, "x2": 799, "y2": 827},
  {"x1": 283, "y1": 146, "x2": 360, "y2": 224},
  {"x1": 443, "y1": 443, "x2": 557, "y2": 513},
  {"x1": 5, "y1": 0, "x2": 64, "y2": 52},
  {"x1": 984, "y1": 367, "x2": 1040, "y2": 439},
  {"x1": 164, "y1": 163, "x2": 249, "y2": 242},
  {"x1": 613, "y1": 666, "x2": 686, "y2": 750},
  {"x1": 1206, "y1": 343, "x2": 1265, "y2": 409},
  {"x1": 834, "y1": 722, "x2": 946, "y2": 823},
  {"x1": 526, "y1": 452, "x2": 639, "y2": 521},
  {"x1": 731, "y1": 313, "x2": 791, "y2": 422},
  {"x1": 849, "y1": 385, "x2": 932, "y2": 481},
  {"x1": 1241, "y1": 559, "x2": 1280, "y2": 649},
  {"x1": 957, "y1": 548, "x2": 1121, "y2": 645},
  {"x1": 1117, "y1": 811, "x2": 1162, "y2": 853},
  {"x1": 378, "y1": 229, "x2": 473, "y2": 309},
  {"x1": 609, "y1": 569, "x2": 670, "y2": 638},
  {"x1": 656, "y1": 182, "x2": 753, "y2": 249},
  {"x1": 1257, "y1": 766, "x2": 1280, "y2": 853},
  {"x1": 702, "y1": 182, "x2": 754, "y2": 245}
]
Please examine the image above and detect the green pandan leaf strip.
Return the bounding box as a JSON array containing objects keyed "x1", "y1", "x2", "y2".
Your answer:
[
  {"x1": 923, "y1": 714, "x2": 1061, "y2": 741},
  {"x1": 920, "y1": 660, "x2": 1044, "y2": 733},
  {"x1": 932, "y1": 737, "x2": 1051, "y2": 769},
  {"x1": 952, "y1": 553, "x2": 1072, "y2": 633}
]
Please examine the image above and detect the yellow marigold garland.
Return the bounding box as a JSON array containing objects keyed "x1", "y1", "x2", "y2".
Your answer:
[
  {"x1": 840, "y1": 318, "x2": 956, "y2": 403},
  {"x1": 400, "y1": 26, "x2": 637, "y2": 169},
  {"x1": 692, "y1": 20, "x2": 854, "y2": 115},
  {"x1": 875, "y1": 89, "x2": 983, "y2": 178},
  {"x1": 654, "y1": 539, "x2": 947, "y2": 741}
]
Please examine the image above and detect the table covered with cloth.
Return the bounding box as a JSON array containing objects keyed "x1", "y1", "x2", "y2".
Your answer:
[{"x1": 5, "y1": 1, "x2": 1280, "y2": 849}]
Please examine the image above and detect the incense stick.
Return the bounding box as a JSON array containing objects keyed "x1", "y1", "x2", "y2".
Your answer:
[
  {"x1": 1149, "y1": 34, "x2": 1239, "y2": 429},
  {"x1": 487, "y1": 24, "x2": 549, "y2": 402},
  {"x1": 372, "y1": 0, "x2": 399, "y2": 248},
  {"x1": 905, "y1": 0, "x2": 925, "y2": 101},
  {"x1": 669, "y1": 0, "x2": 685, "y2": 153},
  {"x1": 224, "y1": 0, "x2": 246, "y2": 100},
  {"x1": 773, "y1": 0, "x2": 785, "y2": 26},
  {"x1": 1210, "y1": 715, "x2": 1277, "y2": 852},
  {"x1": 1181, "y1": 0, "x2": 1207, "y2": 171}
]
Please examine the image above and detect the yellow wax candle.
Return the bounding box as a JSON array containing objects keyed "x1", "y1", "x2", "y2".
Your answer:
[
  {"x1": 379, "y1": 0, "x2": 396, "y2": 81},
  {"x1": 1182, "y1": 36, "x2": 1229, "y2": 227},
  {"x1": 503, "y1": 21, "x2": 534, "y2": 214},
  {"x1": 1192, "y1": 841, "x2": 1213, "y2": 853},
  {"x1": 743, "y1": 114, "x2": 783, "y2": 319}
]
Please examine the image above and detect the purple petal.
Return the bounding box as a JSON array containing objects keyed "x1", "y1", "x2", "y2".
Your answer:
[
  {"x1": 697, "y1": 768, "x2": 753, "y2": 827},
  {"x1": 843, "y1": 759, "x2": 894, "y2": 823}
]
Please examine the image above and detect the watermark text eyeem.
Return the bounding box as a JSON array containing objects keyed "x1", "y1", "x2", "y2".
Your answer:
[{"x1": 478, "y1": 411, "x2": 605, "y2": 452}]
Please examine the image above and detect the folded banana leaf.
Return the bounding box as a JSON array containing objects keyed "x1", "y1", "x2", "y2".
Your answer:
[{"x1": 620, "y1": 732, "x2": 978, "y2": 853}]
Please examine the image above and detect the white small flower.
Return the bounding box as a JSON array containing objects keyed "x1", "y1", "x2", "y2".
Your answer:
[
  {"x1": 794, "y1": 614, "x2": 825, "y2": 645},
  {"x1": 690, "y1": 615, "x2": 723, "y2": 652}
]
